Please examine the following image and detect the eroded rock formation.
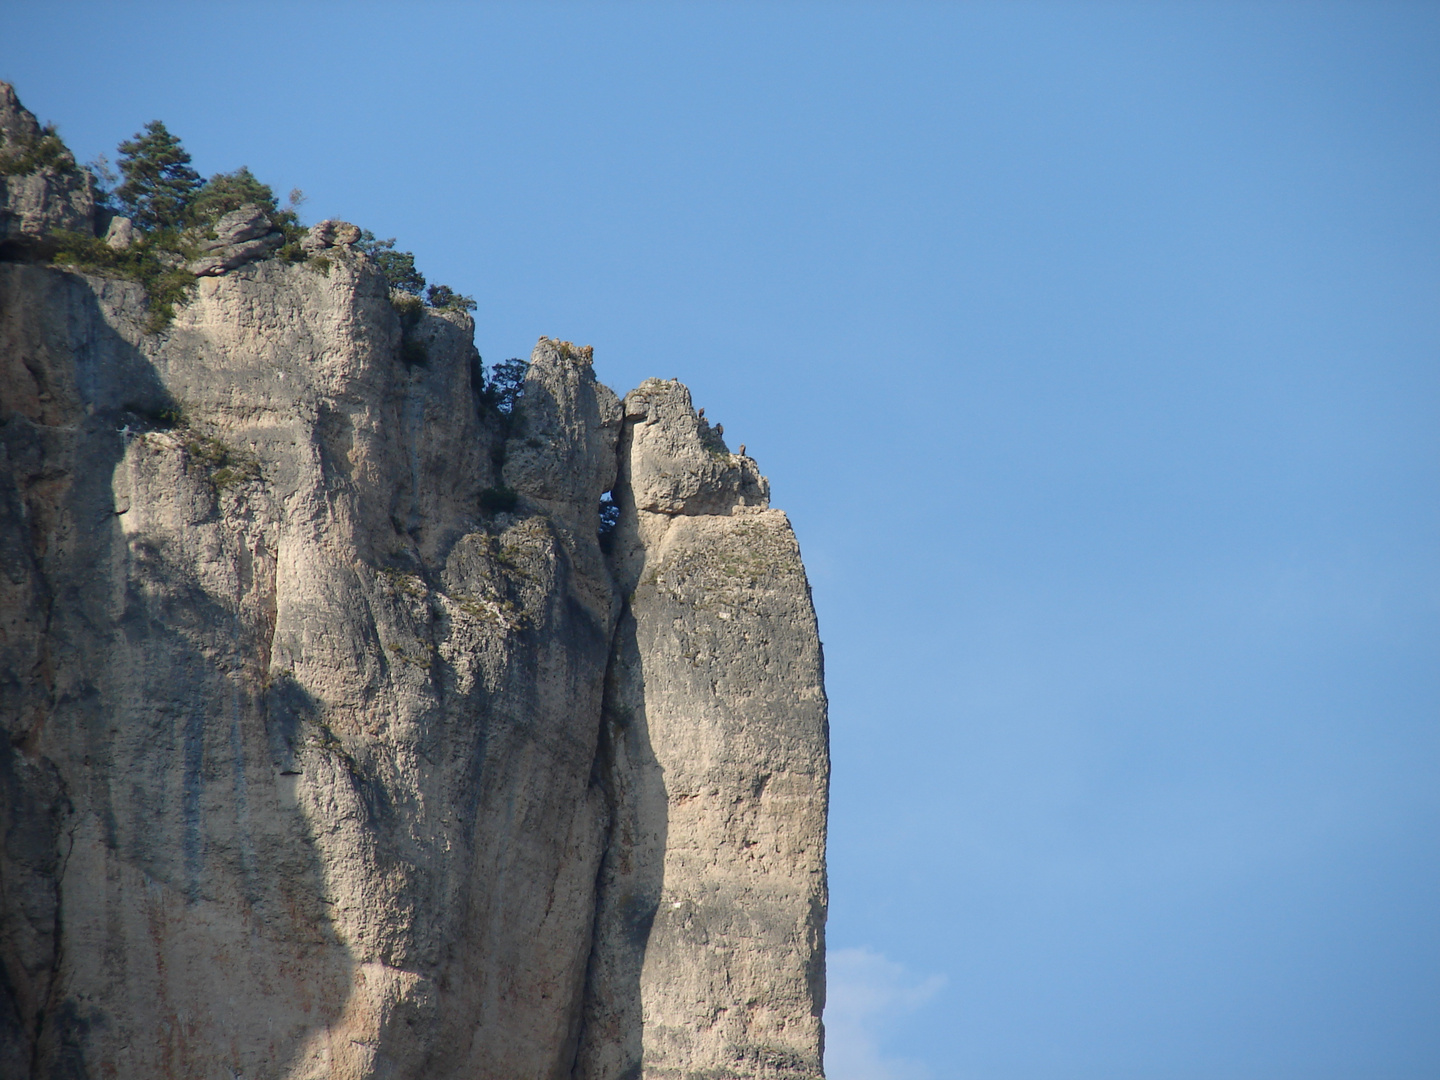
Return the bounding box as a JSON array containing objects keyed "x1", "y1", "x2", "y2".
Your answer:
[
  {"x1": 0, "y1": 82, "x2": 827, "y2": 1080},
  {"x1": 0, "y1": 83, "x2": 94, "y2": 258}
]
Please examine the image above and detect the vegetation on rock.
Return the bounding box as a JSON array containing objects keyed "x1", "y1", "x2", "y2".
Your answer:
[
  {"x1": 50, "y1": 228, "x2": 199, "y2": 333},
  {"x1": 0, "y1": 121, "x2": 75, "y2": 177},
  {"x1": 426, "y1": 283, "x2": 476, "y2": 313},
  {"x1": 485, "y1": 358, "x2": 529, "y2": 417},
  {"x1": 30, "y1": 111, "x2": 474, "y2": 332},
  {"x1": 356, "y1": 229, "x2": 476, "y2": 313},
  {"x1": 357, "y1": 230, "x2": 425, "y2": 295},
  {"x1": 113, "y1": 120, "x2": 202, "y2": 230}
]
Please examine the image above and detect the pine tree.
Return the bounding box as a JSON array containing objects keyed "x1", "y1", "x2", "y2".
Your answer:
[
  {"x1": 355, "y1": 230, "x2": 426, "y2": 296},
  {"x1": 115, "y1": 121, "x2": 202, "y2": 231},
  {"x1": 487, "y1": 358, "x2": 528, "y2": 415}
]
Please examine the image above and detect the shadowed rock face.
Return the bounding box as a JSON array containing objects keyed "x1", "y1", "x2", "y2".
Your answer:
[{"x1": 0, "y1": 88, "x2": 829, "y2": 1080}]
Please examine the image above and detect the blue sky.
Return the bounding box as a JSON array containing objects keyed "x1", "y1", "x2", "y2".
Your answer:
[{"x1": 6, "y1": 3, "x2": 1437, "y2": 1077}]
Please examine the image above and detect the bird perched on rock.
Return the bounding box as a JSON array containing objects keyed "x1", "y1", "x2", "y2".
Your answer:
[
  {"x1": 738, "y1": 444, "x2": 746, "y2": 456},
  {"x1": 715, "y1": 423, "x2": 724, "y2": 437},
  {"x1": 697, "y1": 407, "x2": 705, "y2": 419}
]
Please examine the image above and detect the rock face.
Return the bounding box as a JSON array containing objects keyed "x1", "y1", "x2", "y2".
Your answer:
[
  {"x1": 577, "y1": 381, "x2": 828, "y2": 1080},
  {"x1": 187, "y1": 203, "x2": 285, "y2": 276},
  {"x1": 0, "y1": 104, "x2": 829, "y2": 1079},
  {"x1": 301, "y1": 219, "x2": 363, "y2": 254},
  {"x1": 0, "y1": 83, "x2": 94, "y2": 256}
]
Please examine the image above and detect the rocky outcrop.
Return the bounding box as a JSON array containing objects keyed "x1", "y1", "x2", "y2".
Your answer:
[
  {"x1": 577, "y1": 381, "x2": 828, "y2": 1079},
  {"x1": 186, "y1": 203, "x2": 285, "y2": 276},
  {"x1": 620, "y1": 379, "x2": 770, "y2": 516},
  {"x1": 302, "y1": 219, "x2": 362, "y2": 254},
  {"x1": 0, "y1": 178, "x2": 828, "y2": 1075},
  {"x1": 102, "y1": 214, "x2": 135, "y2": 250},
  {"x1": 0, "y1": 83, "x2": 94, "y2": 256}
]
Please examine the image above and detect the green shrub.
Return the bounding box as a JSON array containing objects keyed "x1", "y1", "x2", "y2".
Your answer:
[
  {"x1": 390, "y1": 290, "x2": 424, "y2": 323},
  {"x1": 266, "y1": 197, "x2": 306, "y2": 251},
  {"x1": 50, "y1": 229, "x2": 198, "y2": 333},
  {"x1": 187, "y1": 168, "x2": 307, "y2": 249},
  {"x1": 480, "y1": 358, "x2": 529, "y2": 459},
  {"x1": 426, "y1": 283, "x2": 477, "y2": 313},
  {"x1": 0, "y1": 123, "x2": 75, "y2": 177},
  {"x1": 40, "y1": 118, "x2": 314, "y2": 333},
  {"x1": 44, "y1": 112, "x2": 491, "y2": 344},
  {"x1": 354, "y1": 233, "x2": 479, "y2": 314},
  {"x1": 180, "y1": 429, "x2": 262, "y2": 491},
  {"x1": 187, "y1": 166, "x2": 274, "y2": 223}
]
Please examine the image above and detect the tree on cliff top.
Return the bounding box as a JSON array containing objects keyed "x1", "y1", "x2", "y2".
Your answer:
[
  {"x1": 188, "y1": 167, "x2": 306, "y2": 243},
  {"x1": 355, "y1": 230, "x2": 426, "y2": 295},
  {"x1": 425, "y1": 283, "x2": 477, "y2": 313},
  {"x1": 187, "y1": 165, "x2": 274, "y2": 222},
  {"x1": 115, "y1": 120, "x2": 203, "y2": 230}
]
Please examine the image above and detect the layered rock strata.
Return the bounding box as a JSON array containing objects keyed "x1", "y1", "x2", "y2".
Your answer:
[
  {"x1": 0, "y1": 83, "x2": 827, "y2": 1080},
  {"x1": 187, "y1": 204, "x2": 286, "y2": 276}
]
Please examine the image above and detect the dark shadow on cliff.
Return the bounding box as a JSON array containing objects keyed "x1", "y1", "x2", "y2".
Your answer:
[{"x1": 0, "y1": 738, "x2": 70, "y2": 1078}]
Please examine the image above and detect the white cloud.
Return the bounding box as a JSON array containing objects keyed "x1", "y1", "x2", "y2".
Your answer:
[{"x1": 824, "y1": 946, "x2": 946, "y2": 1080}]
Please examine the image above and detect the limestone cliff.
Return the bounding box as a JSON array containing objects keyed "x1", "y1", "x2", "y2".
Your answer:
[
  {"x1": 0, "y1": 85, "x2": 827, "y2": 1079},
  {"x1": 0, "y1": 83, "x2": 94, "y2": 258}
]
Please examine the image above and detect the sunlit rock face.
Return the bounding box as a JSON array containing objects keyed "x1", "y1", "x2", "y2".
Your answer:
[
  {"x1": 576, "y1": 379, "x2": 828, "y2": 1080},
  {"x1": 0, "y1": 78, "x2": 827, "y2": 1080}
]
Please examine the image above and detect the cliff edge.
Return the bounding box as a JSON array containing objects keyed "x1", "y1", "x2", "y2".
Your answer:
[{"x1": 0, "y1": 85, "x2": 828, "y2": 1080}]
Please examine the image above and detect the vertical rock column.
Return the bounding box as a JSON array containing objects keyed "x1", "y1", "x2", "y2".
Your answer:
[{"x1": 579, "y1": 380, "x2": 829, "y2": 1080}]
